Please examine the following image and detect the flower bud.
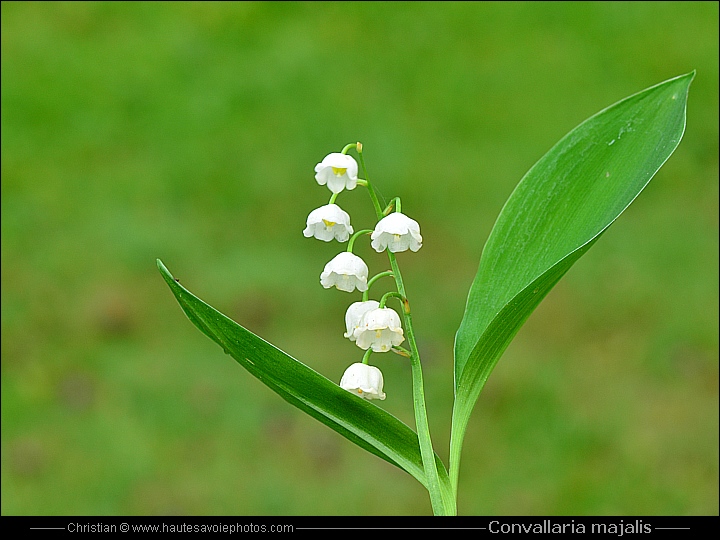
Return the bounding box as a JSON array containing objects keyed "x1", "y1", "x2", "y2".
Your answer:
[
  {"x1": 303, "y1": 204, "x2": 354, "y2": 242},
  {"x1": 371, "y1": 212, "x2": 422, "y2": 253},
  {"x1": 339, "y1": 363, "x2": 386, "y2": 400},
  {"x1": 320, "y1": 252, "x2": 369, "y2": 293},
  {"x1": 344, "y1": 300, "x2": 380, "y2": 341},
  {"x1": 353, "y1": 307, "x2": 404, "y2": 352},
  {"x1": 314, "y1": 153, "x2": 359, "y2": 194}
]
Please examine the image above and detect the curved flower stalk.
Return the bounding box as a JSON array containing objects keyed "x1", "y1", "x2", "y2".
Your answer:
[
  {"x1": 320, "y1": 252, "x2": 369, "y2": 293},
  {"x1": 304, "y1": 203, "x2": 354, "y2": 242},
  {"x1": 371, "y1": 212, "x2": 423, "y2": 253},
  {"x1": 340, "y1": 362, "x2": 386, "y2": 400}
]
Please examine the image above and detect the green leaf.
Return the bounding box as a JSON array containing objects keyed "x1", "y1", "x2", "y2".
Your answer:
[
  {"x1": 450, "y1": 72, "x2": 693, "y2": 483},
  {"x1": 156, "y1": 259, "x2": 452, "y2": 501}
]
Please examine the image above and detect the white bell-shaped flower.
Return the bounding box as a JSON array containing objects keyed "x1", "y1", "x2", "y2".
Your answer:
[
  {"x1": 370, "y1": 212, "x2": 423, "y2": 253},
  {"x1": 344, "y1": 300, "x2": 380, "y2": 341},
  {"x1": 303, "y1": 204, "x2": 354, "y2": 242},
  {"x1": 339, "y1": 362, "x2": 386, "y2": 400},
  {"x1": 320, "y1": 252, "x2": 369, "y2": 293},
  {"x1": 314, "y1": 153, "x2": 359, "y2": 194},
  {"x1": 353, "y1": 307, "x2": 405, "y2": 352}
]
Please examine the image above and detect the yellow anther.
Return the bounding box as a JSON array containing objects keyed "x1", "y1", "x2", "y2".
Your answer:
[
  {"x1": 375, "y1": 330, "x2": 383, "y2": 338},
  {"x1": 332, "y1": 167, "x2": 347, "y2": 177},
  {"x1": 322, "y1": 219, "x2": 336, "y2": 228}
]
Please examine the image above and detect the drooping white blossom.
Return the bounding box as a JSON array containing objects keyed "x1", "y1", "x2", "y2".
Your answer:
[
  {"x1": 370, "y1": 212, "x2": 422, "y2": 253},
  {"x1": 343, "y1": 300, "x2": 380, "y2": 341},
  {"x1": 303, "y1": 204, "x2": 354, "y2": 242},
  {"x1": 314, "y1": 153, "x2": 359, "y2": 194},
  {"x1": 339, "y1": 362, "x2": 386, "y2": 400},
  {"x1": 320, "y1": 252, "x2": 369, "y2": 293},
  {"x1": 353, "y1": 307, "x2": 404, "y2": 352}
]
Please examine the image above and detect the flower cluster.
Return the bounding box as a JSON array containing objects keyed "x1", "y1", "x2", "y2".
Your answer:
[{"x1": 305, "y1": 145, "x2": 423, "y2": 401}]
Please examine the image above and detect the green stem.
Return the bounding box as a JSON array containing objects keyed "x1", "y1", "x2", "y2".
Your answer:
[
  {"x1": 389, "y1": 253, "x2": 447, "y2": 517},
  {"x1": 328, "y1": 192, "x2": 339, "y2": 205},
  {"x1": 341, "y1": 143, "x2": 358, "y2": 155},
  {"x1": 383, "y1": 197, "x2": 401, "y2": 216},
  {"x1": 357, "y1": 144, "x2": 449, "y2": 515},
  {"x1": 361, "y1": 348, "x2": 373, "y2": 365},
  {"x1": 379, "y1": 291, "x2": 404, "y2": 309},
  {"x1": 356, "y1": 149, "x2": 384, "y2": 218},
  {"x1": 363, "y1": 271, "x2": 394, "y2": 302},
  {"x1": 346, "y1": 229, "x2": 373, "y2": 253}
]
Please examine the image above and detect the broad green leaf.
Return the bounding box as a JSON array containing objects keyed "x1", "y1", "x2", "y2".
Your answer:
[
  {"x1": 157, "y1": 259, "x2": 452, "y2": 505},
  {"x1": 451, "y1": 73, "x2": 693, "y2": 484}
]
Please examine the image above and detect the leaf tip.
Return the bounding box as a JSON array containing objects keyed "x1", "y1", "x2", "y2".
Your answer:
[
  {"x1": 681, "y1": 70, "x2": 696, "y2": 89},
  {"x1": 673, "y1": 70, "x2": 696, "y2": 91},
  {"x1": 156, "y1": 258, "x2": 176, "y2": 287}
]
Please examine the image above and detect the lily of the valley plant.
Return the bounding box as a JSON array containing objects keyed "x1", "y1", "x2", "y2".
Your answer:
[{"x1": 158, "y1": 73, "x2": 693, "y2": 515}]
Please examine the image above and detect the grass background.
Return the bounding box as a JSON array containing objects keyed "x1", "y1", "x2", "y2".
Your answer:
[{"x1": 1, "y1": 1, "x2": 717, "y2": 515}]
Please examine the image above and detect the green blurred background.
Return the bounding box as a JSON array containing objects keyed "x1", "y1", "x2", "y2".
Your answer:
[{"x1": 2, "y1": 1, "x2": 717, "y2": 516}]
